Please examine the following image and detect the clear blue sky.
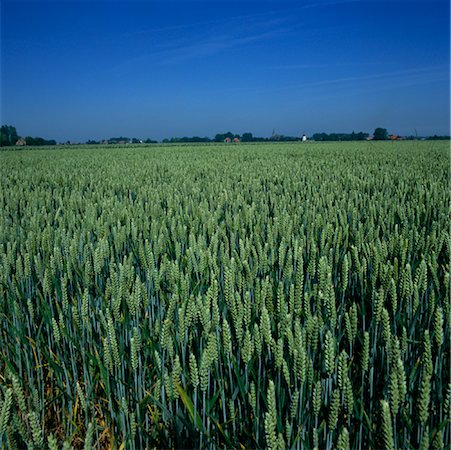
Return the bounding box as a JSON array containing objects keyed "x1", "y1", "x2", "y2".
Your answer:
[{"x1": 1, "y1": 0, "x2": 449, "y2": 141}]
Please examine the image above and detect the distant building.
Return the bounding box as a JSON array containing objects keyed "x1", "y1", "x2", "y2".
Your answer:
[
  {"x1": 224, "y1": 137, "x2": 231, "y2": 143},
  {"x1": 233, "y1": 137, "x2": 240, "y2": 143},
  {"x1": 388, "y1": 135, "x2": 401, "y2": 141},
  {"x1": 15, "y1": 138, "x2": 26, "y2": 146},
  {"x1": 302, "y1": 133, "x2": 307, "y2": 142}
]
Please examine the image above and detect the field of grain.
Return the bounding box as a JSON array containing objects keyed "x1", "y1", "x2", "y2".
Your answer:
[{"x1": 0, "y1": 141, "x2": 449, "y2": 449}]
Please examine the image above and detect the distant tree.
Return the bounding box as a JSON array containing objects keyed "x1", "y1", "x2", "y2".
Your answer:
[
  {"x1": 0, "y1": 129, "x2": 10, "y2": 146},
  {"x1": 312, "y1": 132, "x2": 369, "y2": 141},
  {"x1": 0, "y1": 125, "x2": 19, "y2": 146},
  {"x1": 427, "y1": 135, "x2": 450, "y2": 140},
  {"x1": 215, "y1": 132, "x2": 234, "y2": 142},
  {"x1": 280, "y1": 135, "x2": 299, "y2": 141},
  {"x1": 163, "y1": 136, "x2": 211, "y2": 143},
  {"x1": 312, "y1": 133, "x2": 327, "y2": 141},
  {"x1": 25, "y1": 136, "x2": 56, "y2": 146},
  {"x1": 373, "y1": 128, "x2": 388, "y2": 140},
  {"x1": 188, "y1": 136, "x2": 211, "y2": 143},
  {"x1": 241, "y1": 132, "x2": 253, "y2": 142},
  {"x1": 109, "y1": 137, "x2": 129, "y2": 144},
  {"x1": 356, "y1": 132, "x2": 369, "y2": 140}
]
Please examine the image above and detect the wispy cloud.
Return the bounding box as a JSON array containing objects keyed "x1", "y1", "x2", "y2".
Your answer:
[
  {"x1": 117, "y1": 13, "x2": 294, "y2": 68},
  {"x1": 156, "y1": 28, "x2": 290, "y2": 65},
  {"x1": 271, "y1": 62, "x2": 395, "y2": 70},
  {"x1": 126, "y1": 9, "x2": 288, "y2": 37},
  {"x1": 299, "y1": 65, "x2": 449, "y2": 88},
  {"x1": 227, "y1": 65, "x2": 450, "y2": 95},
  {"x1": 299, "y1": 0, "x2": 359, "y2": 8}
]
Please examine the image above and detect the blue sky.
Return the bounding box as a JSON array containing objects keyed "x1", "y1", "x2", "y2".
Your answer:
[{"x1": 1, "y1": 0, "x2": 449, "y2": 141}]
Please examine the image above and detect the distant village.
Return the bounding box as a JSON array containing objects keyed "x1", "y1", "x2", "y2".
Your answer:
[{"x1": 1, "y1": 125, "x2": 449, "y2": 147}]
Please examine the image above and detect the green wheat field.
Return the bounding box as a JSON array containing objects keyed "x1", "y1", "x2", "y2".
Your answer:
[{"x1": 0, "y1": 141, "x2": 449, "y2": 449}]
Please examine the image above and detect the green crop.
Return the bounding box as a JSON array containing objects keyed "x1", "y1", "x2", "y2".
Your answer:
[{"x1": 0, "y1": 140, "x2": 449, "y2": 449}]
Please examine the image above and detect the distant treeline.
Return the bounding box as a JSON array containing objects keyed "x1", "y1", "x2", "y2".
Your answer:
[
  {"x1": 159, "y1": 130, "x2": 451, "y2": 143},
  {"x1": 427, "y1": 135, "x2": 450, "y2": 140},
  {"x1": 162, "y1": 136, "x2": 212, "y2": 143},
  {"x1": 163, "y1": 132, "x2": 303, "y2": 143},
  {"x1": 24, "y1": 137, "x2": 57, "y2": 146},
  {"x1": 214, "y1": 132, "x2": 301, "y2": 142},
  {"x1": 86, "y1": 137, "x2": 158, "y2": 144},
  {"x1": 1, "y1": 124, "x2": 450, "y2": 146},
  {"x1": 312, "y1": 132, "x2": 369, "y2": 141},
  {"x1": 0, "y1": 125, "x2": 57, "y2": 147}
]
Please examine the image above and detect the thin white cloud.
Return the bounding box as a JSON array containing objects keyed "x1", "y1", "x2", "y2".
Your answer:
[
  {"x1": 116, "y1": 13, "x2": 294, "y2": 68},
  {"x1": 227, "y1": 65, "x2": 450, "y2": 94},
  {"x1": 156, "y1": 28, "x2": 290, "y2": 65},
  {"x1": 303, "y1": 65, "x2": 449, "y2": 88},
  {"x1": 272, "y1": 62, "x2": 396, "y2": 70},
  {"x1": 126, "y1": 10, "x2": 290, "y2": 37}
]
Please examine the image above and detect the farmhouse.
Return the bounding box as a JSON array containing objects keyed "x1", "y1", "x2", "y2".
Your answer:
[{"x1": 15, "y1": 138, "x2": 26, "y2": 146}]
